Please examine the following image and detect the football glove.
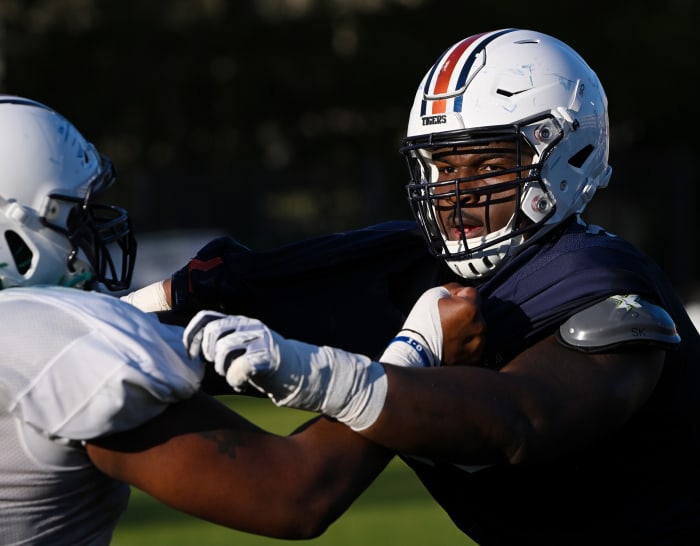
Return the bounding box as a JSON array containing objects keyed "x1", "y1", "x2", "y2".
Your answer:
[
  {"x1": 170, "y1": 237, "x2": 251, "y2": 312},
  {"x1": 183, "y1": 311, "x2": 387, "y2": 430}
]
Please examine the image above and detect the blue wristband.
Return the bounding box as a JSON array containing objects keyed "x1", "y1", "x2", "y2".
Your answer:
[{"x1": 389, "y1": 334, "x2": 433, "y2": 367}]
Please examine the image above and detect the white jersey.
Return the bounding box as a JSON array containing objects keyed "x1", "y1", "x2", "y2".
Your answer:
[{"x1": 0, "y1": 286, "x2": 204, "y2": 545}]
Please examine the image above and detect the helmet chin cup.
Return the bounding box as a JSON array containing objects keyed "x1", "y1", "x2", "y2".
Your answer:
[{"x1": 443, "y1": 221, "x2": 524, "y2": 280}]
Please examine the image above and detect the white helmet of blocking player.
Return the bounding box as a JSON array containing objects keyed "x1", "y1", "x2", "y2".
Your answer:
[
  {"x1": 0, "y1": 96, "x2": 136, "y2": 291},
  {"x1": 402, "y1": 29, "x2": 612, "y2": 280}
]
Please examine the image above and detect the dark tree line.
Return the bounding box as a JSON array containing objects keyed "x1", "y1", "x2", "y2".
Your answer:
[{"x1": 1, "y1": 0, "x2": 698, "y2": 297}]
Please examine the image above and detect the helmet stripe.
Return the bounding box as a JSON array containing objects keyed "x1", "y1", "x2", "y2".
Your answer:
[
  {"x1": 430, "y1": 33, "x2": 486, "y2": 114},
  {"x1": 421, "y1": 28, "x2": 518, "y2": 115},
  {"x1": 421, "y1": 33, "x2": 485, "y2": 116}
]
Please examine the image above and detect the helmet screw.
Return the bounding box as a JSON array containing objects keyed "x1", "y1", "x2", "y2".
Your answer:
[{"x1": 535, "y1": 125, "x2": 551, "y2": 141}]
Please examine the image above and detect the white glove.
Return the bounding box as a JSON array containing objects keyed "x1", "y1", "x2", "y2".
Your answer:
[
  {"x1": 183, "y1": 311, "x2": 387, "y2": 430},
  {"x1": 379, "y1": 286, "x2": 450, "y2": 367},
  {"x1": 183, "y1": 311, "x2": 279, "y2": 391}
]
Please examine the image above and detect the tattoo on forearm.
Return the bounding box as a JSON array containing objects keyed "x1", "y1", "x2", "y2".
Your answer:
[{"x1": 199, "y1": 430, "x2": 246, "y2": 459}]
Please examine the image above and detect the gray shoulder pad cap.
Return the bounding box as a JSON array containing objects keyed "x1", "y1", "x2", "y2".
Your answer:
[{"x1": 557, "y1": 294, "x2": 681, "y2": 352}]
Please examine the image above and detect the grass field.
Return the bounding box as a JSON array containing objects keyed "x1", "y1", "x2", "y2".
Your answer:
[{"x1": 111, "y1": 396, "x2": 474, "y2": 545}]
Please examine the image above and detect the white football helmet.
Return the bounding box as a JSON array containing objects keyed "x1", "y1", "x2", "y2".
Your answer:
[
  {"x1": 0, "y1": 96, "x2": 136, "y2": 291},
  {"x1": 402, "y1": 29, "x2": 612, "y2": 280}
]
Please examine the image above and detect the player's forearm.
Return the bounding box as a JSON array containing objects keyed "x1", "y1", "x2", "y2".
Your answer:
[
  {"x1": 285, "y1": 417, "x2": 395, "y2": 532},
  {"x1": 206, "y1": 418, "x2": 394, "y2": 538},
  {"x1": 88, "y1": 395, "x2": 393, "y2": 539},
  {"x1": 358, "y1": 364, "x2": 515, "y2": 463}
]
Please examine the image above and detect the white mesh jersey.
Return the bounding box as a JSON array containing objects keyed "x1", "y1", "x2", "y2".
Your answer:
[{"x1": 0, "y1": 286, "x2": 204, "y2": 545}]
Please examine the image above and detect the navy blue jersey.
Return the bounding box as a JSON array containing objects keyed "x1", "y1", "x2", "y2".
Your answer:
[{"x1": 402, "y1": 219, "x2": 700, "y2": 545}]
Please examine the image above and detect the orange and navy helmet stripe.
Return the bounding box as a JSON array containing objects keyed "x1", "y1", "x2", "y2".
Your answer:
[{"x1": 420, "y1": 28, "x2": 517, "y2": 116}]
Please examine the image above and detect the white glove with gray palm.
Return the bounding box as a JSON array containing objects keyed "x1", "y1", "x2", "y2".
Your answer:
[{"x1": 183, "y1": 312, "x2": 386, "y2": 430}]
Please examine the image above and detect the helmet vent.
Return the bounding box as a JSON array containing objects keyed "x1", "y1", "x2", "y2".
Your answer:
[
  {"x1": 5, "y1": 230, "x2": 33, "y2": 274},
  {"x1": 568, "y1": 144, "x2": 594, "y2": 168},
  {"x1": 496, "y1": 88, "x2": 528, "y2": 98}
]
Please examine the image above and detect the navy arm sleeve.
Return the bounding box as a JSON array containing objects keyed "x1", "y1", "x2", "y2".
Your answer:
[{"x1": 166, "y1": 221, "x2": 450, "y2": 358}]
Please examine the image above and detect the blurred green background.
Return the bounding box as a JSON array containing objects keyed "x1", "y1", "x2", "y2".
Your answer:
[{"x1": 1, "y1": 0, "x2": 698, "y2": 299}]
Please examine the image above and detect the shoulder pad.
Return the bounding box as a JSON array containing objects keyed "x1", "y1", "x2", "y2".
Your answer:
[{"x1": 557, "y1": 294, "x2": 681, "y2": 352}]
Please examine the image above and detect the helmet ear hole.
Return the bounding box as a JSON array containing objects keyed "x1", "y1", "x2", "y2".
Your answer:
[{"x1": 5, "y1": 230, "x2": 33, "y2": 274}]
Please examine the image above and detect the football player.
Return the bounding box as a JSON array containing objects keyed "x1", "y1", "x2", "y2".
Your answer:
[
  {"x1": 181, "y1": 29, "x2": 700, "y2": 545},
  {"x1": 0, "y1": 96, "x2": 480, "y2": 544}
]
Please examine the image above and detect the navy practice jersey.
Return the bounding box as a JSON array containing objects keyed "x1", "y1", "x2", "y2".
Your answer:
[
  {"x1": 165, "y1": 218, "x2": 700, "y2": 544},
  {"x1": 402, "y1": 219, "x2": 700, "y2": 545}
]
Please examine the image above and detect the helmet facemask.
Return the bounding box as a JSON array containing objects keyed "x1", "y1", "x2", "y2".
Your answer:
[
  {"x1": 41, "y1": 156, "x2": 137, "y2": 291},
  {"x1": 402, "y1": 116, "x2": 562, "y2": 279}
]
